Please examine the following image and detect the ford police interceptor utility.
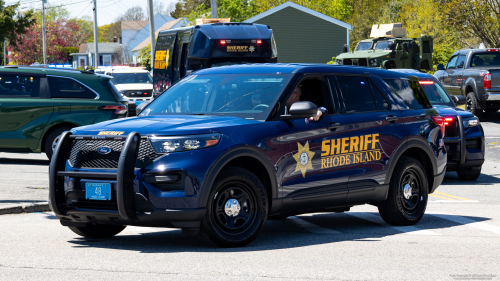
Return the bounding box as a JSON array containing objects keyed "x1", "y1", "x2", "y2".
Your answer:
[{"x1": 49, "y1": 64, "x2": 446, "y2": 247}]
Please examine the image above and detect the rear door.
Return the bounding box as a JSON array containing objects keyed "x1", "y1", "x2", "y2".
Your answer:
[
  {"x1": 0, "y1": 74, "x2": 53, "y2": 151},
  {"x1": 332, "y1": 75, "x2": 405, "y2": 204}
]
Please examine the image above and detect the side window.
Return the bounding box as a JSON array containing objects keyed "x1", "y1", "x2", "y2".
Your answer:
[
  {"x1": 0, "y1": 75, "x2": 40, "y2": 98},
  {"x1": 456, "y1": 55, "x2": 466, "y2": 68},
  {"x1": 370, "y1": 81, "x2": 389, "y2": 111},
  {"x1": 295, "y1": 78, "x2": 332, "y2": 112},
  {"x1": 48, "y1": 77, "x2": 97, "y2": 99},
  {"x1": 335, "y1": 76, "x2": 377, "y2": 113},
  {"x1": 446, "y1": 56, "x2": 458, "y2": 69},
  {"x1": 383, "y1": 79, "x2": 432, "y2": 109}
]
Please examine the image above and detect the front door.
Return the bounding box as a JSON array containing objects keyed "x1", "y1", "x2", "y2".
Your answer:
[
  {"x1": 277, "y1": 75, "x2": 349, "y2": 213},
  {"x1": 449, "y1": 54, "x2": 466, "y2": 96},
  {"x1": 442, "y1": 55, "x2": 458, "y2": 94}
]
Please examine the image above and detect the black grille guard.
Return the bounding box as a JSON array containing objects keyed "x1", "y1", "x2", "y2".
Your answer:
[{"x1": 49, "y1": 132, "x2": 141, "y2": 220}]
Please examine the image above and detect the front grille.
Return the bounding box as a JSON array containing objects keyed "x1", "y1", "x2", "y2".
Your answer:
[
  {"x1": 75, "y1": 198, "x2": 118, "y2": 211},
  {"x1": 445, "y1": 120, "x2": 459, "y2": 137},
  {"x1": 68, "y1": 138, "x2": 163, "y2": 169}
]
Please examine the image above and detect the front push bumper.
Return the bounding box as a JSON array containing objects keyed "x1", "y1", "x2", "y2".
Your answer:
[{"x1": 49, "y1": 131, "x2": 205, "y2": 228}]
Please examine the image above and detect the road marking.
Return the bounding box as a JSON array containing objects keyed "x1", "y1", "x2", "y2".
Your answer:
[
  {"x1": 431, "y1": 200, "x2": 479, "y2": 203},
  {"x1": 430, "y1": 213, "x2": 500, "y2": 235},
  {"x1": 434, "y1": 191, "x2": 473, "y2": 201},
  {"x1": 289, "y1": 216, "x2": 340, "y2": 234},
  {"x1": 430, "y1": 194, "x2": 457, "y2": 201},
  {"x1": 347, "y1": 212, "x2": 440, "y2": 236}
]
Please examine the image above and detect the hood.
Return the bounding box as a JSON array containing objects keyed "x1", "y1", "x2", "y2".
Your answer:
[
  {"x1": 338, "y1": 49, "x2": 391, "y2": 59},
  {"x1": 114, "y1": 84, "x2": 153, "y2": 91},
  {"x1": 433, "y1": 105, "x2": 474, "y2": 118},
  {"x1": 72, "y1": 115, "x2": 261, "y2": 136}
]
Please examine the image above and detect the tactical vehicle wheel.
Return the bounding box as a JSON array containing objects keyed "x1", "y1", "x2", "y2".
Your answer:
[
  {"x1": 44, "y1": 126, "x2": 72, "y2": 160},
  {"x1": 69, "y1": 224, "x2": 126, "y2": 238},
  {"x1": 201, "y1": 167, "x2": 268, "y2": 247},
  {"x1": 378, "y1": 156, "x2": 428, "y2": 225},
  {"x1": 457, "y1": 168, "x2": 481, "y2": 181},
  {"x1": 466, "y1": 92, "x2": 483, "y2": 119}
]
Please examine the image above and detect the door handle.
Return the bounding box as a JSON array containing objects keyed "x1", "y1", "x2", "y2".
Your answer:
[
  {"x1": 386, "y1": 115, "x2": 398, "y2": 122},
  {"x1": 327, "y1": 122, "x2": 341, "y2": 130}
]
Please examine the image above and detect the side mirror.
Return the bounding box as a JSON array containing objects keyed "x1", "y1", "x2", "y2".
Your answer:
[
  {"x1": 136, "y1": 101, "x2": 151, "y2": 115},
  {"x1": 342, "y1": 45, "x2": 348, "y2": 53},
  {"x1": 437, "y1": 64, "x2": 445, "y2": 70},
  {"x1": 281, "y1": 101, "x2": 318, "y2": 120},
  {"x1": 388, "y1": 42, "x2": 396, "y2": 51},
  {"x1": 452, "y1": 95, "x2": 466, "y2": 105}
]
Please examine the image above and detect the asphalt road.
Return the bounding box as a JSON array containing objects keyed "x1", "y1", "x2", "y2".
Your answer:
[{"x1": 1, "y1": 114, "x2": 500, "y2": 280}]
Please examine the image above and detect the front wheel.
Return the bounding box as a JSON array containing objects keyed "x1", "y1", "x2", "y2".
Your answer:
[
  {"x1": 201, "y1": 167, "x2": 268, "y2": 247},
  {"x1": 69, "y1": 224, "x2": 126, "y2": 238},
  {"x1": 466, "y1": 92, "x2": 483, "y2": 119},
  {"x1": 44, "y1": 126, "x2": 72, "y2": 160},
  {"x1": 378, "y1": 156, "x2": 428, "y2": 225}
]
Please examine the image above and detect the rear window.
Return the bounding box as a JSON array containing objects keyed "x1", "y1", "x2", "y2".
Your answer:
[
  {"x1": 48, "y1": 77, "x2": 97, "y2": 99},
  {"x1": 0, "y1": 75, "x2": 40, "y2": 98},
  {"x1": 420, "y1": 80, "x2": 455, "y2": 107},
  {"x1": 470, "y1": 52, "x2": 500, "y2": 67},
  {"x1": 383, "y1": 79, "x2": 432, "y2": 109},
  {"x1": 100, "y1": 79, "x2": 123, "y2": 101}
]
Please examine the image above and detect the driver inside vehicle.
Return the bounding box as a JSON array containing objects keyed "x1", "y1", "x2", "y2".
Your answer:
[{"x1": 286, "y1": 86, "x2": 327, "y2": 122}]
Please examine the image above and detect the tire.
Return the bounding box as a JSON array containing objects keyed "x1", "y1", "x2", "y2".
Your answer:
[
  {"x1": 68, "y1": 224, "x2": 126, "y2": 238},
  {"x1": 457, "y1": 168, "x2": 481, "y2": 181},
  {"x1": 466, "y1": 92, "x2": 483, "y2": 119},
  {"x1": 44, "y1": 126, "x2": 72, "y2": 160},
  {"x1": 201, "y1": 166, "x2": 268, "y2": 247},
  {"x1": 378, "y1": 156, "x2": 428, "y2": 226}
]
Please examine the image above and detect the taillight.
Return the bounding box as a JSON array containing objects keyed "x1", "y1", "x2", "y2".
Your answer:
[
  {"x1": 418, "y1": 80, "x2": 434, "y2": 85},
  {"x1": 220, "y1": 40, "x2": 226, "y2": 45},
  {"x1": 487, "y1": 49, "x2": 500, "y2": 52},
  {"x1": 484, "y1": 72, "x2": 491, "y2": 89},
  {"x1": 256, "y1": 40, "x2": 262, "y2": 44},
  {"x1": 100, "y1": 105, "x2": 127, "y2": 115},
  {"x1": 444, "y1": 117, "x2": 453, "y2": 126},
  {"x1": 431, "y1": 116, "x2": 446, "y2": 136}
]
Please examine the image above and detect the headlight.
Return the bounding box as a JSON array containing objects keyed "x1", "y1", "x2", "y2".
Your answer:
[
  {"x1": 374, "y1": 59, "x2": 377, "y2": 62},
  {"x1": 119, "y1": 90, "x2": 127, "y2": 95},
  {"x1": 370, "y1": 59, "x2": 374, "y2": 64},
  {"x1": 149, "y1": 133, "x2": 221, "y2": 153},
  {"x1": 468, "y1": 118, "x2": 479, "y2": 127}
]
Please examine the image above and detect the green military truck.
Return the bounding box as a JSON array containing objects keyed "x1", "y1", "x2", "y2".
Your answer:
[{"x1": 335, "y1": 23, "x2": 433, "y2": 71}]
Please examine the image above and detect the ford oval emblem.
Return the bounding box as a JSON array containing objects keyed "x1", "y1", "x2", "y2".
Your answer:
[{"x1": 97, "y1": 147, "x2": 112, "y2": 155}]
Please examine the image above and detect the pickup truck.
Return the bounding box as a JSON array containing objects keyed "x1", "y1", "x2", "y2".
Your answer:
[{"x1": 434, "y1": 48, "x2": 500, "y2": 118}]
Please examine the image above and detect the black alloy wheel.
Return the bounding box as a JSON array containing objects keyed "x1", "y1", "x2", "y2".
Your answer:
[
  {"x1": 201, "y1": 166, "x2": 268, "y2": 247},
  {"x1": 378, "y1": 156, "x2": 428, "y2": 225},
  {"x1": 466, "y1": 92, "x2": 483, "y2": 119}
]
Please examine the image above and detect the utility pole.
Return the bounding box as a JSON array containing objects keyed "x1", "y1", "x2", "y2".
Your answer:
[
  {"x1": 93, "y1": 0, "x2": 99, "y2": 68},
  {"x1": 42, "y1": 0, "x2": 47, "y2": 64},
  {"x1": 211, "y1": 0, "x2": 217, "y2": 18},
  {"x1": 148, "y1": 0, "x2": 155, "y2": 63}
]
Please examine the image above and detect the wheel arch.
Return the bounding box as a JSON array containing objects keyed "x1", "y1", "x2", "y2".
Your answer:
[
  {"x1": 41, "y1": 122, "x2": 78, "y2": 152},
  {"x1": 384, "y1": 138, "x2": 437, "y2": 194},
  {"x1": 465, "y1": 77, "x2": 478, "y2": 98},
  {"x1": 198, "y1": 145, "x2": 279, "y2": 212}
]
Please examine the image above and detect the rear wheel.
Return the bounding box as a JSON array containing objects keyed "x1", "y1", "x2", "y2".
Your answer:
[
  {"x1": 457, "y1": 168, "x2": 481, "y2": 181},
  {"x1": 69, "y1": 224, "x2": 126, "y2": 238},
  {"x1": 466, "y1": 92, "x2": 483, "y2": 119},
  {"x1": 44, "y1": 126, "x2": 72, "y2": 160},
  {"x1": 201, "y1": 167, "x2": 268, "y2": 247},
  {"x1": 378, "y1": 156, "x2": 428, "y2": 225}
]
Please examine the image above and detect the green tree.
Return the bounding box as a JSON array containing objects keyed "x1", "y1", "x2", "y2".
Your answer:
[
  {"x1": 171, "y1": 0, "x2": 210, "y2": 18},
  {"x1": 0, "y1": 0, "x2": 35, "y2": 54},
  {"x1": 186, "y1": 0, "x2": 259, "y2": 23},
  {"x1": 138, "y1": 43, "x2": 152, "y2": 71},
  {"x1": 255, "y1": 0, "x2": 353, "y2": 22}
]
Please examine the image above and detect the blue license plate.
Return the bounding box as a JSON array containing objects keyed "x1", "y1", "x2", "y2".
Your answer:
[{"x1": 85, "y1": 182, "x2": 111, "y2": 200}]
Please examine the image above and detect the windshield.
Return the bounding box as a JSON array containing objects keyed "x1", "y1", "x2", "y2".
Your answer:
[
  {"x1": 421, "y1": 81, "x2": 455, "y2": 107},
  {"x1": 355, "y1": 42, "x2": 372, "y2": 51},
  {"x1": 140, "y1": 73, "x2": 292, "y2": 120},
  {"x1": 111, "y1": 73, "x2": 153, "y2": 84},
  {"x1": 470, "y1": 52, "x2": 500, "y2": 67},
  {"x1": 375, "y1": 41, "x2": 391, "y2": 50}
]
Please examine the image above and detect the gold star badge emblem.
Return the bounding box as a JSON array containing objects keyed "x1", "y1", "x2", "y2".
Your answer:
[
  {"x1": 293, "y1": 141, "x2": 315, "y2": 177},
  {"x1": 249, "y1": 46, "x2": 255, "y2": 52}
]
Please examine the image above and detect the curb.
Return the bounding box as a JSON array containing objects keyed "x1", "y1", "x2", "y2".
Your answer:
[{"x1": 0, "y1": 202, "x2": 50, "y2": 215}]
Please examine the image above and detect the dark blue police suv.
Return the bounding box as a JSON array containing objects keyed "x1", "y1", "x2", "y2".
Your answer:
[{"x1": 50, "y1": 64, "x2": 447, "y2": 247}]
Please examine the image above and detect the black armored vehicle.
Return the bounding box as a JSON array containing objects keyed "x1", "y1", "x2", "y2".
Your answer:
[{"x1": 152, "y1": 22, "x2": 278, "y2": 95}]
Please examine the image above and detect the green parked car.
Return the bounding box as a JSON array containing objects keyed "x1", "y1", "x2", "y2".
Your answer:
[{"x1": 0, "y1": 66, "x2": 128, "y2": 159}]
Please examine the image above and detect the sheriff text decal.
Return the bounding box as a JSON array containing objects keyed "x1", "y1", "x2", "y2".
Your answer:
[{"x1": 321, "y1": 134, "x2": 381, "y2": 169}]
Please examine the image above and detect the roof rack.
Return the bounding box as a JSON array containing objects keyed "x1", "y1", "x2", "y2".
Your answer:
[{"x1": 1, "y1": 65, "x2": 95, "y2": 74}]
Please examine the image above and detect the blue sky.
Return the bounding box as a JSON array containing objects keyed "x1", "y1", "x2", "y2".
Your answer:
[{"x1": 13, "y1": 0, "x2": 178, "y2": 26}]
